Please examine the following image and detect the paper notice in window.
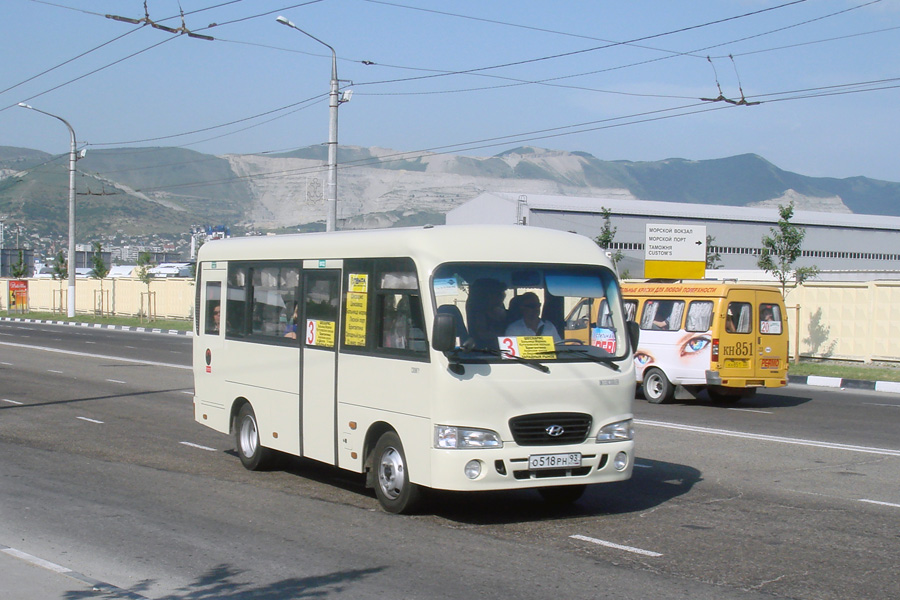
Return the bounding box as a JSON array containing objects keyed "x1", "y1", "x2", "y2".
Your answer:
[{"x1": 499, "y1": 336, "x2": 556, "y2": 360}]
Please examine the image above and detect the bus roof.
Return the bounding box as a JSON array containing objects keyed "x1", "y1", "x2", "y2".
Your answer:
[{"x1": 197, "y1": 225, "x2": 614, "y2": 271}]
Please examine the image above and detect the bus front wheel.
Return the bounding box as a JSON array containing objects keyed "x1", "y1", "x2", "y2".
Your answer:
[
  {"x1": 642, "y1": 368, "x2": 674, "y2": 404},
  {"x1": 235, "y1": 403, "x2": 274, "y2": 471},
  {"x1": 372, "y1": 432, "x2": 422, "y2": 514}
]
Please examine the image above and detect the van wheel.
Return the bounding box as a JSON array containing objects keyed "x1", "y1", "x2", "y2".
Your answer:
[
  {"x1": 643, "y1": 368, "x2": 673, "y2": 404},
  {"x1": 234, "y1": 403, "x2": 274, "y2": 471},
  {"x1": 372, "y1": 432, "x2": 423, "y2": 514}
]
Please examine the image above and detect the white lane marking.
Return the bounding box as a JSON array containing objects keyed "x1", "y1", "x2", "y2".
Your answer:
[
  {"x1": 105, "y1": 379, "x2": 127, "y2": 384},
  {"x1": 633, "y1": 462, "x2": 652, "y2": 469},
  {"x1": 570, "y1": 534, "x2": 663, "y2": 557},
  {"x1": 859, "y1": 499, "x2": 900, "y2": 508},
  {"x1": 181, "y1": 390, "x2": 194, "y2": 395},
  {"x1": 47, "y1": 369, "x2": 64, "y2": 374},
  {"x1": 76, "y1": 416, "x2": 104, "y2": 424},
  {"x1": 0, "y1": 340, "x2": 190, "y2": 370},
  {"x1": 2, "y1": 547, "x2": 72, "y2": 574},
  {"x1": 636, "y1": 419, "x2": 900, "y2": 457},
  {"x1": 180, "y1": 441, "x2": 217, "y2": 452},
  {"x1": 3, "y1": 398, "x2": 23, "y2": 405},
  {"x1": 863, "y1": 402, "x2": 900, "y2": 408},
  {"x1": 728, "y1": 408, "x2": 773, "y2": 414},
  {"x1": 0, "y1": 361, "x2": 13, "y2": 365}
]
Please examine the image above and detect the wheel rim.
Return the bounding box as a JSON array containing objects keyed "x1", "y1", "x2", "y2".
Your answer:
[
  {"x1": 646, "y1": 373, "x2": 662, "y2": 399},
  {"x1": 377, "y1": 446, "x2": 405, "y2": 500},
  {"x1": 239, "y1": 415, "x2": 258, "y2": 458}
]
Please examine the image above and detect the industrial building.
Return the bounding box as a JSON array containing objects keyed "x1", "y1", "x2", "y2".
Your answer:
[{"x1": 446, "y1": 192, "x2": 900, "y2": 281}]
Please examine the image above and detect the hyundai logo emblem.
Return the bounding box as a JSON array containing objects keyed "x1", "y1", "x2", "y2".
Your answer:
[{"x1": 545, "y1": 425, "x2": 565, "y2": 437}]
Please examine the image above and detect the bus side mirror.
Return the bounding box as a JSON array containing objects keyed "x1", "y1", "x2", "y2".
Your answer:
[
  {"x1": 432, "y1": 312, "x2": 456, "y2": 352},
  {"x1": 627, "y1": 320, "x2": 640, "y2": 352}
]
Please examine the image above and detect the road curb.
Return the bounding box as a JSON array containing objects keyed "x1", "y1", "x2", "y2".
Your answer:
[
  {"x1": 788, "y1": 374, "x2": 900, "y2": 394},
  {"x1": 0, "y1": 316, "x2": 192, "y2": 336}
]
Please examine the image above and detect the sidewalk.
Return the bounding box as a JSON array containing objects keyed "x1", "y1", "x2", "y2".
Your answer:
[
  {"x1": 0, "y1": 545, "x2": 145, "y2": 600},
  {"x1": 0, "y1": 316, "x2": 191, "y2": 336},
  {"x1": 788, "y1": 374, "x2": 900, "y2": 394}
]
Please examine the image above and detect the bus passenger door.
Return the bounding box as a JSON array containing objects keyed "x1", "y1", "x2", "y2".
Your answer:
[{"x1": 299, "y1": 267, "x2": 342, "y2": 464}]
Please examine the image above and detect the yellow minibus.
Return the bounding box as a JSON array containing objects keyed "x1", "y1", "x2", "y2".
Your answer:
[{"x1": 564, "y1": 282, "x2": 788, "y2": 403}]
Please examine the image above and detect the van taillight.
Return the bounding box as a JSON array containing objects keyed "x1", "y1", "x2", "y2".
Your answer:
[{"x1": 712, "y1": 338, "x2": 719, "y2": 361}]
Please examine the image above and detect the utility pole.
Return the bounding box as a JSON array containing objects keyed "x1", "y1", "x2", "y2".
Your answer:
[
  {"x1": 277, "y1": 15, "x2": 350, "y2": 232},
  {"x1": 18, "y1": 103, "x2": 79, "y2": 317}
]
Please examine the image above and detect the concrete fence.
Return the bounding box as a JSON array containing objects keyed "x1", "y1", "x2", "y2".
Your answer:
[
  {"x1": 1, "y1": 277, "x2": 195, "y2": 322},
  {"x1": 3, "y1": 277, "x2": 900, "y2": 363}
]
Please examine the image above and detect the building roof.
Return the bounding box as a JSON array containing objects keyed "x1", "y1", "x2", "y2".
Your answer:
[{"x1": 475, "y1": 192, "x2": 900, "y2": 231}]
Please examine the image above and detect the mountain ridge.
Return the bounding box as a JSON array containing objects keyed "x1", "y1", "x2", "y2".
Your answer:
[{"x1": 2, "y1": 145, "x2": 897, "y2": 245}]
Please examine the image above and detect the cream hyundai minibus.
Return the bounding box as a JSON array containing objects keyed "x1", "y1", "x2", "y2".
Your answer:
[
  {"x1": 564, "y1": 281, "x2": 788, "y2": 403},
  {"x1": 193, "y1": 225, "x2": 638, "y2": 513}
]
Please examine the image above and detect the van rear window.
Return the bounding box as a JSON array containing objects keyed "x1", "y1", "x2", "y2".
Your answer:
[{"x1": 759, "y1": 303, "x2": 783, "y2": 334}]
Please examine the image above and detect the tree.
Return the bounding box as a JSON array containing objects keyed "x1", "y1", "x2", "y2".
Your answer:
[
  {"x1": 757, "y1": 203, "x2": 819, "y2": 297},
  {"x1": 594, "y1": 207, "x2": 625, "y2": 273},
  {"x1": 706, "y1": 235, "x2": 722, "y2": 269},
  {"x1": 136, "y1": 251, "x2": 156, "y2": 321},
  {"x1": 90, "y1": 241, "x2": 110, "y2": 315},
  {"x1": 10, "y1": 250, "x2": 28, "y2": 279},
  {"x1": 51, "y1": 251, "x2": 67, "y2": 313}
]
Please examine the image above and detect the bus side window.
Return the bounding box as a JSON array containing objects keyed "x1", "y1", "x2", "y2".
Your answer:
[
  {"x1": 226, "y1": 266, "x2": 249, "y2": 337},
  {"x1": 374, "y1": 260, "x2": 428, "y2": 357},
  {"x1": 623, "y1": 300, "x2": 638, "y2": 322},
  {"x1": 205, "y1": 281, "x2": 221, "y2": 335},
  {"x1": 685, "y1": 301, "x2": 713, "y2": 332},
  {"x1": 641, "y1": 299, "x2": 684, "y2": 331}
]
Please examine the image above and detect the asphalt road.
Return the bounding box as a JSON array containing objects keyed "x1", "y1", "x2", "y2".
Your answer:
[{"x1": 1, "y1": 320, "x2": 898, "y2": 600}]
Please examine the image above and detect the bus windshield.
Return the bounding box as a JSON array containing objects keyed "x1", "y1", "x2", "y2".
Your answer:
[{"x1": 432, "y1": 262, "x2": 627, "y2": 362}]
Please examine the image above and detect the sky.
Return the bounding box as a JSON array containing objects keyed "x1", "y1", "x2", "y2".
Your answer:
[{"x1": 2, "y1": 0, "x2": 899, "y2": 183}]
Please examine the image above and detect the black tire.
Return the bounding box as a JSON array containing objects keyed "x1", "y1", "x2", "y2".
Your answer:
[
  {"x1": 234, "y1": 403, "x2": 274, "y2": 471},
  {"x1": 642, "y1": 367, "x2": 673, "y2": 404},
  {"x1": 372, "y1": 431, "x2": 423, "y2": 514},
  {"x1": 538, "y1": 484, "x2": 587, "y2": 505}
]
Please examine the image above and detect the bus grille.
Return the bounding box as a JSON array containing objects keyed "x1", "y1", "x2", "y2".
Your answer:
[{"x1": 509, "y1": 413, "x2": 592, "y2": 446}]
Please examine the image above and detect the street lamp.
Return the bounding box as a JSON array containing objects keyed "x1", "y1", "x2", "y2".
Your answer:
[
  {"x1": 276, "y1": 15, "x2": 340, "y2": 232},
  {"x1": 18, "y1": 103, "x2": 78, "y2": 317}
]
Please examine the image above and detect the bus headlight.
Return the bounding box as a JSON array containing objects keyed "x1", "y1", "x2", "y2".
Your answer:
[
  {"x1": 596, "y1": 419, "x2": 634, "y2": 443},
  {"x1": 435, "y1": 426, "x2": 503, "y2": 449}
]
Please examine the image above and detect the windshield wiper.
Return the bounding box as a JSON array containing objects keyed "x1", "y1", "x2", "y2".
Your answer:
[
  {"x1": 554, "y1": 346, "x2": 621, "y2": 371},
  {"x1": 452, "y1": 341, "x2": 550, "y2": 373}
]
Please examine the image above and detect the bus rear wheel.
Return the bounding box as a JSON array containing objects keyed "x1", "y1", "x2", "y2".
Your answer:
[
  {"x1": 235, "y1": 403, "x2": 274, "y2": 471},
  {"x1": 372, "y1": 432, "x2": 422, "y2": 514},
  {"x1": 642, "y1": 367, "x2": 674, "y2": 404}
]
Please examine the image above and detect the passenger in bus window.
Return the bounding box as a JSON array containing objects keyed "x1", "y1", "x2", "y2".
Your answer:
[
  {"x1": 761, "y1": 307, "x2": 774, "y2": 322},
  {"x1": 466, "y1": 279, "x2": 508, "y2": 349},
  {"x1": 505, "y1": 292, "x2": 561, "y2": 341},
  {"x1": 284, "y1": 303, "x2": 299, "y2": 339},
  {"x1": 207, "y1": 302, "x2": 220, "y2": 334}
]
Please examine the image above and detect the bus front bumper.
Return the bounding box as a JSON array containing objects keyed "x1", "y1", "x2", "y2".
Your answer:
[{"x1": 427, "y1": 440, "x2": 634, "y2": 492}]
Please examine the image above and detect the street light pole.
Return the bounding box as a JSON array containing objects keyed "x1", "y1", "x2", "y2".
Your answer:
[
  {"x1": 18, "y1": 103, "x2": 78, "y2": 317},
  {"x1": 276, "y1": 15, "x2": 339, "y2": 232}
]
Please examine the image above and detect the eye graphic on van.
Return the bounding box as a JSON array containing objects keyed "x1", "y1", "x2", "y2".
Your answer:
[
  {"x1": 681, "y1": 335, "x2": 711, "y2": 356},
  {"x1": 633, "y1": 351, "x2": 653, "y2": 366}
]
